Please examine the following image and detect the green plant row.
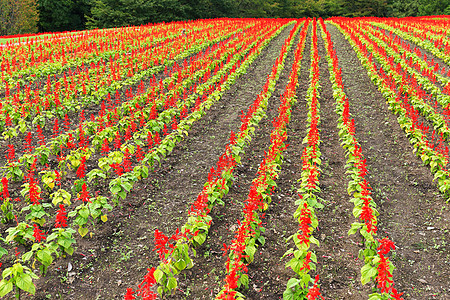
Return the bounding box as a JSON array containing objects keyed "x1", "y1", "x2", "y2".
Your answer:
[
  {"x1": 214, "y1": 21, "x2": 306, "y2": 300},
  {"x1": 282, "y1": 18, "x2": 325, "y2": 300},
  {"x1": 0, "y1": 22, "x2": 185, "y2": 88},
  {"x1": 322, "y1": 19, "x2": 403, "y2": 300},
  {"x1": 124, "y1": 20, "x2": 297, "y2": 299},
  {"x1": 371, "y1": 21, "x2": 450, "y2": 67},
  {"x1": 0, "y1": 21, "x2": 291, "y2": 299},
  {"x1": 0, "y1": 21, "x2": 251, "y2": 135},
  {"x1": 332, "y1": 20, "x2": 450, "y2": 200}
]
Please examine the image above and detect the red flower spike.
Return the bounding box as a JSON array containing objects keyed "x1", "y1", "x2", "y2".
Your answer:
[
  {"x1": 377, "y1": 238, "x2": 395, "y2": 256},
  {"x1": 101, "y1": 139, "x2": 110, "y2": 156},
  {"x1": 376, "y1": 253, "x2": 394, "y2": 293},
  {"x1": 33, "y1": 224, "x2": 46, "y2": 243},
  {"x1": 5, "y1": 144, "x2": 15, "y2": 161},
  {"x1": 55, "y1": 204, "x2": 67, "y2": 228},
  {"x1": 1, "y1": 177, "x2": 9, "y2": 199},
  {"x1": 390, "y1": 287, "x2": 404, "y2": 300},
  {"x1": 137, "y1": 267, "x2": 157, "y2": 300},
  {"x1": 124, "y1": 288, "x2": 135, "y2": 300},
  {"x1": 114, "y1": 131, "x2": 122, "y2": 149},
  {"x1": 76, "y1": 157, "x2": 86, "y2": 179},
  {"x1": 78, "y1": 183, "x2": 91, "y2": 203}
]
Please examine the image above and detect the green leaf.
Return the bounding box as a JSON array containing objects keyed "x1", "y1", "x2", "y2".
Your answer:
[
  {"x1": 0, "y1": 247, "x2": 7, "y2": 259},
  {"x1": 79, "y1": 207, "x2": 89, "y2": 219},
  {"x1": 174, "y1": 259, "x2": 187, "y2": 271},
  {"x1": 361, "y1": 264, "x2": 377, "y2": 285},
  {"x1": 283, "y1": 287, "x2": 295, "y2": 300},
  {"x1": 0, "y1": 280, "x2": 13, "y2": 297},
  {"x1": 65, "y1": 247, "x2": 74, "y2": 256},
  {"x1": 110, "y1": 185, "x2": 121, "y2": 195},
  {"x1": 193, "y1": 233, "x2": 206, "y2": 245},
  {"x1": 16, "y1": 273, "x2": 36, "y2": 295},
  {"x1": 121, "y1": 182, "x2": 133, "y2": 192},
  {"x1": 153, "y1": 269, "x2": 164, "y2": 283},
  {"x1": 167, "y1": 277, "x2": 177, "y2": 291},
  {"x1": 78, "y1": 226, "x2": 89, "y2": 237},
  {"x1": 118, "y1": 190, "x2": 127, "y2": 200},
  {"x1": 22, "y1": 250, "x2": 34, "y2": 262},
  {"x1": 287, "y1": 257, "x2": 302, "y2": 275},
  {"x1": 348, "y1": 222, "x2": 362, "y2": 235},
  {"x1": 286, "y1": 277, "x2": 300, "y2": 289},
  {"x1": 37, "y1": 249, "x2": 53, "y2": 266},
  {"x1": 239, "y1": 274, "x2": 249, "y2": 288}
]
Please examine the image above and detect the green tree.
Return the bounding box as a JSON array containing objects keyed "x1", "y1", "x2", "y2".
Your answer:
[
  {"x1": 322, "y1": 0, "x2": 347, "y2": 17},
  {"x1": 86, "y1": 0, "x2": 185, "y2": 29},
  {"x1": 233, "y1": 0, "x2": 273, "y2": 17},
  {"x1": 292, "y1": 0, "x2": 325, "y2": 17},
  {"x1": 37, "y1": 0, "x2": 90, "y2": 32},
  {"x1": 418, "y1": 0, "x2": 450, "y2": 15},
  {"x1": 0, "y1": 0, "x2": 39, "y2": 36}
]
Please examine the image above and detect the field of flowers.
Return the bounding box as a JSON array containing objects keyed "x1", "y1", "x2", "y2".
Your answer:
[{"x1": 0, "y1": 17, "x2": 449, "y2": 299}]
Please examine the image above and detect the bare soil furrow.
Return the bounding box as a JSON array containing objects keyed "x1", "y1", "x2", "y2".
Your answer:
[
  {"x1": 328, "y1": 23, "x2": 450, "y2": 299},
  {"x1": 170, "y1": 23, "x2": 301, "y2": 300},
  {"x1": 33, "y1": 23, "x2": 296, "y2": 300}
]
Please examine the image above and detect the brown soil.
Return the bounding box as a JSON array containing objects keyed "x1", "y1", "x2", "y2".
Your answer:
[
  {"x1": 327, "y1": 23, "x2": 450, "y2": 299},
  {"x1": 2, "y1": 20, "x2": 449, "y2": 300}
]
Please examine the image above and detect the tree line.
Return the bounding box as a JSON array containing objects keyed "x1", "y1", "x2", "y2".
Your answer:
[{"x1": 1, "y1": 0, "x2": 450, "y2": 36}]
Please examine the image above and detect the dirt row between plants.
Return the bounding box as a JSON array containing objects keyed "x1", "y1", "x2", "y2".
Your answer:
[
  {"x1": 328, "y1": 23, "x2": 450, "y2": 299},
  {"x1": 168, "y1": 23, "x2": 305, "y2": 300},
  {"x1": 33, "y1": 23, "x2": 296, "y2": 300}
]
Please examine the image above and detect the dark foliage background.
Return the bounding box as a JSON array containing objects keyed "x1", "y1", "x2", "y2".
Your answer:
[{"x1": 2, "y1": 0, "x2": 450, "y2": 35}]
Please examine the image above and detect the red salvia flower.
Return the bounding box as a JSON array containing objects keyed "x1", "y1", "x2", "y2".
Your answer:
[
  {"x1": 5, "y1": 144, "x2": 15, "y2": 161},
  {"x1": 63, "y1": 114, "x2": 70, "y2": 131},
  {"x1": 171, "y1": 117, "x2": 178, "y2": 130},
  {"x1": 114, "y1": 131, "x2": 122, "y2": 149},
  {"x1": 124, "y1": 288, "x2": 135, "y2": 300},
  {"x1": 110, "y1": 163, "x2": 123, "y2": 176},
  {"x1": 390, "y1": 287, "x2": 404, "y2": 300},
  {"x1": 224, "y1": 268, "x2": 238, "y2": 290},
  {"x1": 24, "y1": 132, "x2": 34, "y2": 153},
  {"x1": 300, "y1": 251, "x2": 312, "y2": 272},
  {"x1": 306, "y1": 275, "x2": 323, "y2": 300},
  {"x1": 153, "y1": 132, "x2": 161, "y2": 145},
  {"x1": 101, "y1": 139, "x2": 110, "y2": 156},
  {"x1": 124, "y1": 126, "x2": 132, "y2": 141},
  {"x1": 78, "y1": 183, "x2": 90, "y2": 203},
  {"x1": 376, "y1": 253, "x2": 394, "y2": 293},
  {"x1": 135, "y1": 145, "x2": 144, "y2": 162},
  {"x1": 137, "y1": 267, "x2": 157, "y2": 300},
  {"x1": 5, "y1": 113, "x2": 12, "y2": 127},
  {"x1": 76, "y1": 156, "x2": 86, "y2": 179},
  {"x1": 122, "y1": 149, "x2": 132, "y2": 172},
  {"x1": 55, "y1": 204, "x2": 67, "y2": 228},
  {"x1": 52, "y1": 118, "x2": 59, "y2": 138},
  {"x1": 29, "y1": 179, "x2": 41, "y2": 205},
  {"x1": 1, "y1": 177, "x2": 9, "y2": 199},
  {"x1": 79, "y1": 110, "x2": 85, "y2": 123},
  {"x1": 78, "y1": 124, "x2": 86, "y2": 148},
  {"x1": 377, "y1": 238, "x2": 395, "y2": 256},
  {"x1": 147, "y1": 131, "x2": 153, "y2": 148},
  {"x1": 297, "y1": 202, "x2": 312, "y2": 245},
  {"x1": 33, "y1": 224, "x2": 46, "y2": 242},
  {"x1": 36, "y1": 125, "x2": 44, "y2": 146},
  {"x1": 360, "y1": 201, "x2": 376, "y2": 233},
  {"x1": 153, "y1": 229, "x2": 169, "y2": 261}
]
